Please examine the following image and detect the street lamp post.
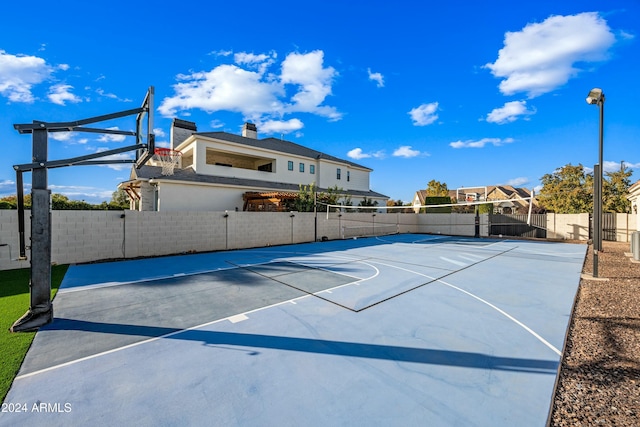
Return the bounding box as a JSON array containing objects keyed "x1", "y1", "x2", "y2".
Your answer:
[{"x1": 586, "y1": 88, "x2": 605, "y2": 277}]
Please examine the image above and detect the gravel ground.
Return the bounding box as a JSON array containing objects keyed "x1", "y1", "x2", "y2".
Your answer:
[{"x1": 550, "y1": 241, "x2": 640, "y2": 426}]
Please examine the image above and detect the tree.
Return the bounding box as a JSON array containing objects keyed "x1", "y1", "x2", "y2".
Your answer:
[
  {"x1": 603, "y1": 165, "x2": 632, "y2": 213},
  {"x1": 318, "y1": 185, "x2": 346, "y2": 212},
  {"x1": 538, "y1": 164, "x2": 593, "y2": 213},
  {"x1": 425, "y1": 179, "x2": 449, "y2": 197},
  {"x1": 110, "y1": 189, "x2": 130, "y2": 210},
  {"x1": 0, "y1": 194, "x2": 31, "y2": 209},
  {"x1": 292, "y1": 183, "x2": 316, "y2": 212},
  {"x1": 357, "y1": 197, "x2": 378, "y2": 212}
]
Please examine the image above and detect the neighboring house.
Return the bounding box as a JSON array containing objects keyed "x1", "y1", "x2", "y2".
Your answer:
[
  {"x1": 120, "y1": 119, "x2": 388, "y2": 212},
  {"x1": 412, "y1": 185, "x2": 538, "y2": 214},
  {"x1": 628, "y1": 179, "x2": 640, "y2": 230}
]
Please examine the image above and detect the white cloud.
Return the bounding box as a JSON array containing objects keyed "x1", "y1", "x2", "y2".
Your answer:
[
  {"x1": 450, "y1": 137, "x2": 514, "y2": 148},
  {"x1": 604, "y1": 160, "x2": 640, "y2": 173},
  {"x1": 49, "y1": 184, "x2": 114, "y2": 201},
  {"x1": 408, "y1": 102, "x2": 439, "y2": 126},
  {"x1": 98, "y1": 127, "x2": 127, "y2": 143},
  {"x1": 280, "y1": 50, "x2": 341, "y2": 120},
  {"x1": 259, "y1": 118, "x2": 304, "y2": 134},
  {"x1": 367, "y1": 68, "x2": 384, "y2": 88},
  {"x1": 48, "y1": 84, "x2": 82, "y2": 105},
  {"x1": 347, "y1": 147, "x2": 385, "y2": 160},
  {"x1": 504, "y1": 177, "x2": 529, "y2": 187},
  {"x1": 159, "y1": 50, "x2": 341, "y2": 128},
  {"x1": 96, "y1": 88, "x2": 132, "y2": 102},
  {"x1": 209, "y1": 49, "x2": 233, "y2": 57},
  {"x1": 234, "y1": 52, "x2": 273, "y2": 65},
  {"x1": 0, "y1": 179, "x2": 16, "y2": 196},
  {"x1": 0, "y1": 50, "x2": 53, "y2": 102},
  {"x1": 159, "y1": 64, "x2": 284, "y2": 118},
  {"x1": 486, "y1": 100, "x2": 535, "y2": 124},
  {"x1": 485, "y1": 12, "x2": 616, "y2": 97},
  {"x1": 153, "y1": 128, "x2": 166, "y2": 137},
  {"x1": 347, "y1": 148, "x2": 369, "y2": 160},
  {"x1": 155, "y1": 141, "x2": 171, "y2": 149},
  {"x1": 210, "y1": 119, "x2": 225, "y2": 129},
  {"x1": 95, "y1": 149, "x2": 134, "y2": 170},
  {"x1": 393, "y1": 146, "x2": 424, "y2": 158},
  {"x1": 50, "y1": 132, "x2": 75, "y2": 142},
  {"x1": 234, "y1": 51, "x2": 277, "y2": 74}
]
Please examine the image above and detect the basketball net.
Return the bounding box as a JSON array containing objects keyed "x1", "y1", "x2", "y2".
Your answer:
[{"x1": 153, "y1": 148, "x2": 182, "y2": 175}]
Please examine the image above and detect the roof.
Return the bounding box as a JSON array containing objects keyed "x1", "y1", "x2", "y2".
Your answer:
[
  {"x1": 132, "y1": 165, "x2": 388, "y2": 199},
  {"x1": 193, "y1": 131, "x2": 372, "y2": 171},
  {"x1": 413, "y1": 186, "x2": 536, "y2": 205}
]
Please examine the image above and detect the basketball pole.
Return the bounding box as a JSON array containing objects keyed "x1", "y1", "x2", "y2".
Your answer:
[
  {"x1": 10, "y1": 86, "x2": 155, "y2": 332},
  {"x1": 11, "y1": 127, "x2": 53, "y2": 332}
]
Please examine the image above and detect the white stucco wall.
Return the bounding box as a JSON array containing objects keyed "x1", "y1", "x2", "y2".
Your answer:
[
  {"x1": 156, "y1": 182, "x2": 246, "y2": 212},
  {"x1": 181, "y1": 137, "x2": 371, "y2": 193}
]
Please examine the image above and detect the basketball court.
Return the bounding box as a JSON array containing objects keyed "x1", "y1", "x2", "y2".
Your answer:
[{"x1": 1, "y1": 234, "x2": 586, "y2": 426}]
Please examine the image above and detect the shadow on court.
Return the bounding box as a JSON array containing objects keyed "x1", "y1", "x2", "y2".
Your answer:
[{"x1": 47, "y1": 317, "x2": 558, "y2": 374}]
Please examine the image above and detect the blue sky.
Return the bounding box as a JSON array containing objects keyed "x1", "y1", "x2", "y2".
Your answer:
[{"x1": 1, "y1": 1, "x2": 639, "y2": 204}]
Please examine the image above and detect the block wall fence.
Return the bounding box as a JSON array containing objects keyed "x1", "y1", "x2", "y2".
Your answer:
[{"x1": 0, "y1": 210, "x2": 636, "y2": 271}]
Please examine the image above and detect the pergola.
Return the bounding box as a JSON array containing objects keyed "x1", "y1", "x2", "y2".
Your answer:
[{"x1": 243, "y1": 191, "x2": 298, "y2": 211}]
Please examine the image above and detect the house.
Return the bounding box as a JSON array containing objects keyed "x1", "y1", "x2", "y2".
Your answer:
[
  {"x1": 628, "y1": 179, "x2": 640, "y2": 230},
  {"x1": 120, "y1": 119, "x2": 388, "y2": 212},
  {"x1": 412, "y1": 185, "x2": 538, "y2": 214}
]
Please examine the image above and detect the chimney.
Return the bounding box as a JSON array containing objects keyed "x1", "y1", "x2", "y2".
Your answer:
[
  {"x1": 171, "y1": 118, "x2": 197, "y2": 149},
  {"x1": 242, "y1": 122, "x2": 257, "y2": 139}
]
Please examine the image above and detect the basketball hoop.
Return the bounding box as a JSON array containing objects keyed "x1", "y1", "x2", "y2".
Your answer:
[{"x1": 153, "y1": 148, "x2": 182, "y2": 175}]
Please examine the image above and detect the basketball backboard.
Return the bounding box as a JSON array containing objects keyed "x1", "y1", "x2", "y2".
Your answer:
[
  {"x1": 135, "y1": 86, "x2": 155, "y2": 168},
  {"x1": 456, "y1": 186, "x2": 488, "y2": 203}
]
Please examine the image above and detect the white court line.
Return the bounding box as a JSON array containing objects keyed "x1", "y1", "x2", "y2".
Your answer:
[
  {"x1": 460, "y1": 252, "x2": 485, "y2": 260},
  {"x1": 58, "y1": 255, "x2": 367, "y2": 295},
  {"x1": 58, "y1": 265, "x2": 238, "y2": 294},
  {"x1": 228, "y1": 314, "x2": 248, "y2": 323},
  {"x1": 15, "y1": 259, "x2": 380, "y2": 380},
  {"x1": 367, "y1": 258, "x2": 562, "y2": 356},
  {"x1": 509, "y1": 248, "x2": 586, "y2": 257},
  {"x1": 15, "y1": 292, "x2": 314, "y2": 381},
  {"x1": 32, "y1": 240, "x2": 563, "y2": 379},
  {"x1": 436, "y1": 279, "x2": 561, "y2": 356},
  {"x1": 439, "y1": 257, "x2": 467, "y2": 267}
]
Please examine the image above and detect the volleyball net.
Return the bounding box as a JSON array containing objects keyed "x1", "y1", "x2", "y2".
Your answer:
[{"x1": 321, "y1": 195, "x2": 537, "y2": 239}]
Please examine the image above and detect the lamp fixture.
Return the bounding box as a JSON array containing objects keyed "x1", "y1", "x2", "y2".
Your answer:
[{"x1": 586, "y1": 88, "x2": 604, "y2": 105}]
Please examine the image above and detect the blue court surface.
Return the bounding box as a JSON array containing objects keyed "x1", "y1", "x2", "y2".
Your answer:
[{"x1": 1, "y1": 234, "x2": 586, "y2": 426}]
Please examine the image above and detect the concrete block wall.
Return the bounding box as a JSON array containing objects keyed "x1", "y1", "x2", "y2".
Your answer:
[
  {"x1": 0, "y1": 210, "x2": 636, "y2": 271},
  {"x1": 615, "y1": 213, "x2": 636, "y2": 242},
  {"x1": 52, "y1": 210, "x2": 126, "y2": 265},
  {"x1": 0, "y1": 210, "x2": 31, "y2": 270},
  {"x1": 417, "y1": 213, "x2": 488, "y2": 237},
  {"x1": 546, "y1": 213, "x2": 590, "y2": 240}
]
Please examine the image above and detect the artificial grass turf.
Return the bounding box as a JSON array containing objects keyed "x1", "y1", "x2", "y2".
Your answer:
[{"x1": 0, "y1": 265, "x2": 68, "y2": 403}]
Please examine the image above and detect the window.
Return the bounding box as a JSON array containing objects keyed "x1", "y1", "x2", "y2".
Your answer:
[
  {"x1": 288, "y1": 161, "x2": 293, "y2": 171},
  {"x1": 347, "y1": 171, "x2": 350, "y2": 182},
  {"x1": 310, "y1": 165, "x2": 315, "y2": 174},
  {"x1": 337, "y1": 168, "x2": 341, "y2": 180},
  {"x1": 299, "y1": 163, "x2": 305, "y2": 172}
]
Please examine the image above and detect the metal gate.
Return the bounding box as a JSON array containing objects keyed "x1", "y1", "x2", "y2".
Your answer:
[
  {"x1": 589, "y1": 213, "x2": 617, "y2": 241},
  {"x1": 489, "y1": 214, "x2": 547, "y2": 238}
]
